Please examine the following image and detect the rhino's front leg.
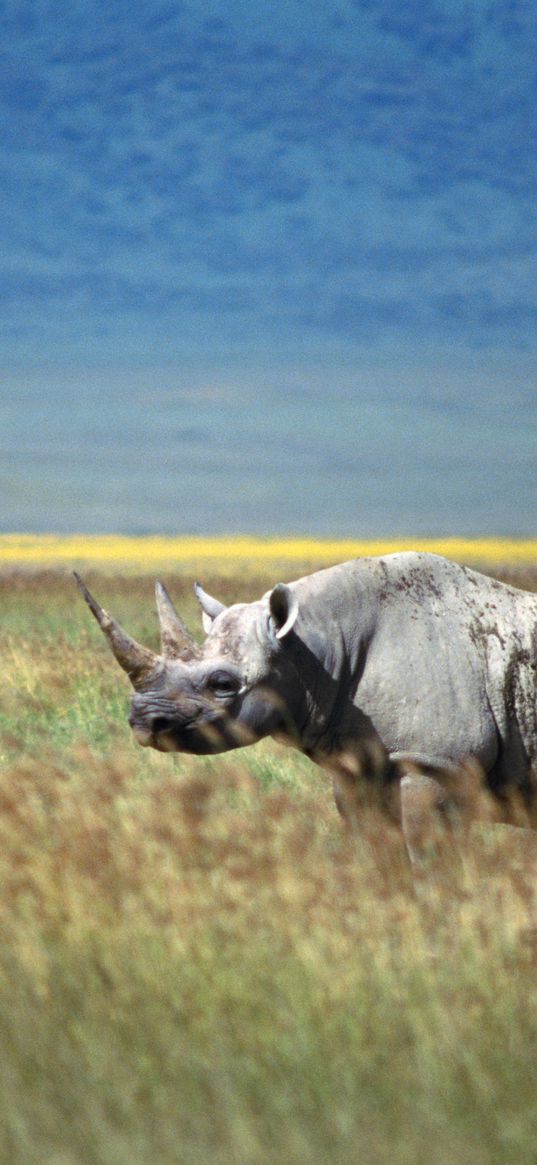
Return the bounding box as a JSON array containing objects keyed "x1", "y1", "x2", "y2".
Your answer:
[
  {"x1": 319, "y1": 743, "x2": 399, "y2": 831},
  {"x1": 318, "y1": 744, "x2": 484, "y2": 875},
  {"x1": 329, "y1": 757, "x2": 453, "y2": 866},
  {"x1": 398, "y1": 769, "x2": 449, "y2": 868},
  {"x1": 395, "y1": 753, "x2": 488, "y2": 874}
]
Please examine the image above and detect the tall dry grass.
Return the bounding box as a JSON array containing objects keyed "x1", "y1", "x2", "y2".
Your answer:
[{"x1": 2, "y1": 565, "x2": 537, "y2": 1163}]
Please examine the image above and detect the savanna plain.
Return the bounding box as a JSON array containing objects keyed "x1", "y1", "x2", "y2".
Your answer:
[{"x1": 3, "y1": 537, "x2": 537, "y2": 1165}]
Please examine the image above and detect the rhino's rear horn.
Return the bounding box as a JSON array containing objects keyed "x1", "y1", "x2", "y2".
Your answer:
[
  {"x1": 155, "y1": 581, "x2": 202, "y2": 661},
  {"x1": 194, "y1": 582, "x2": 227, "y2": 633},
  {"x1": 74, "y1": 573, "x2": 159, "y2": 689}
]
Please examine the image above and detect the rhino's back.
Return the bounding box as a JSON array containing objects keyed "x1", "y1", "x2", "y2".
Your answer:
[{"x1": 302, "y1": 552, "x2": 537, "y2": 770}]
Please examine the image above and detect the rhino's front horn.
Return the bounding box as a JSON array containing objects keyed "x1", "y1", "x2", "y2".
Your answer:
[
  {"x1": 74, "y1": 573, "x2": 159, "y2": 689},
  {"x1": 155, "y1": 581, "x2": 201, "y2": 661}
]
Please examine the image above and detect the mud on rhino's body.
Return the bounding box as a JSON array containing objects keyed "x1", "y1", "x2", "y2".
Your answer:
[{"x1": 76, "y1": 552, "x2": 537, "y2": 862}]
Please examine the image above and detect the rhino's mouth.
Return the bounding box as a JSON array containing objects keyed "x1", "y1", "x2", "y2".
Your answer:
[
  {"x1": 156, "y1": 721, "x2": 234, "y2": 755},
  {"x1": 129, "y1": 706, "x2": 251, "y2": 755}
]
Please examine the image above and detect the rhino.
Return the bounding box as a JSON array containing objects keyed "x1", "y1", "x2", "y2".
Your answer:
[{"x1": 75, "y1": 552, "x2": 537, "y2": 862}]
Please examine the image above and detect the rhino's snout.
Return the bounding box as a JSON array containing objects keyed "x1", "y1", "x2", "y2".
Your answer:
[
  {"x1": 128, "y1": 707, "x2": 177, "y2": 748},
  {"x1": 129, "y1": 690, "x2": 198, "y2": 746},
  {"x1": 128, "y1": 690, "x2": 236, "y2": 755}
]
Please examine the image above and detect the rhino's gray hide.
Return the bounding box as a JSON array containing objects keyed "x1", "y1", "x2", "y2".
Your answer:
[{"x1": 76, "y1": 552, "x2": 537, "y2": 860}]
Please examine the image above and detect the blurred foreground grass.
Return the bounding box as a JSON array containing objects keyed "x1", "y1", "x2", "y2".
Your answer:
[{"x1": 2, "y1": 559, "x2": 537, "y2": 1164}]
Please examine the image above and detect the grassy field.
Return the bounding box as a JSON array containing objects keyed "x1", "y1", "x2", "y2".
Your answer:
[{"x1": 2, "y1": 544, "x2": 537, "y2": 1164}]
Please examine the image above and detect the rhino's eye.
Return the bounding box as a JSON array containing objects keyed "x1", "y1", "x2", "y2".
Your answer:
[{"x1": 206, "y1": 671, "x2": 240, "y2": 699}]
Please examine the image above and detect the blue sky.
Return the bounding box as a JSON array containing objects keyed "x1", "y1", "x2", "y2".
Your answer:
[
  {"x1": 3, "y1": 0, "x2": 537, "y2": 362},
  {"x1": 1, "y1": 0, "x2": 536, "y2": 534}
]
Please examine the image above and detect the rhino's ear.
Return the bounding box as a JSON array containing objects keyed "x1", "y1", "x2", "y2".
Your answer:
[
  {"x1": 269, "y1": 583, "x2": 299, "y2": 641},
  {"x1": 194, "y1": 581, "x2": 227, "y2": 634}
]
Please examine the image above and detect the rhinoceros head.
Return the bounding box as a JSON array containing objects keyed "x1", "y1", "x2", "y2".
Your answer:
[{"x1": 75, "y1": 574, "x2": 299, "y2": 754}]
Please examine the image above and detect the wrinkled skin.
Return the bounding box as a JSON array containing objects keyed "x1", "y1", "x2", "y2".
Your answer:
[{"x1": 76, "y1": 553, "x2": 537, "y2": 864}]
